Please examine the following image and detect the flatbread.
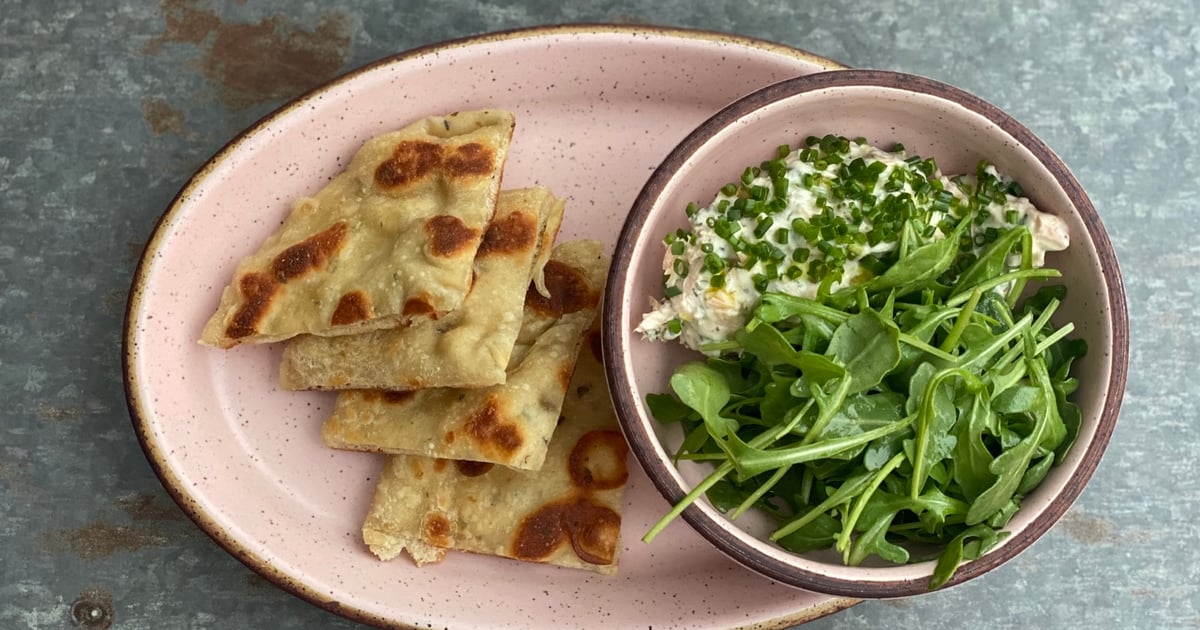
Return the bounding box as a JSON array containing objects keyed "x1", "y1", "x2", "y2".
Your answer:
[
  {"x1": 361, "y1": 323, "x2": 628, "y2": 574},
  {"x1": 278, "y1": 187, "x2": 565, "y2": 391},
  {"x1": 200, "y1": 109, "x2": 515, "y2": 348},
  {"x1": 320, "y1": 240, "x2": 609, "y2": 470}
]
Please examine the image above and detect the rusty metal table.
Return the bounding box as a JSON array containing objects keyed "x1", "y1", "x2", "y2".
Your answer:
[{"x1": 2, "y1": 1, "x2": 1194, "y2": 628}]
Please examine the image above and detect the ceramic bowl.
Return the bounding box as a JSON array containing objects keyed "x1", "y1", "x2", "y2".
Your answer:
[{"x1": 602, "y1": 69, "x2": 1128, "y2": 598}]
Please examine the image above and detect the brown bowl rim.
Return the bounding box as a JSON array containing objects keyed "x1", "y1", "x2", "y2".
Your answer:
[{"x1": 602, "y1": 68, "x2": 1129, "y2": 598}]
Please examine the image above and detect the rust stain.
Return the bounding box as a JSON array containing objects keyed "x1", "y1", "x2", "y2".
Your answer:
[
  {"x1": 42, "y1": 522, "x2": 169, "y2": 560},
  {"x1": 609, "y1": 14, "x2": 651, "y2": 24},
  {"x1": 125, "y1": 241, "x2": 146, "y2": 265},
  {"x1": 246, "y1": 572, "x2": 273, "y2": 590},
  {"x1": 144, "y1": 0, "x2": 222, "y2": 52},
  {"x1": 145, "y1": 0, "x2": 352, "y2": 109},
  {"x1": 40, "y1": 496, "x2": 184, "y2": 561},
  {"x1": 141, "y1": 96, "x2": 185, "y2": 135},
  {"x1": 117, "y1": 493, "x2": 184, "y2": 522},
  {"x1": 71, "y1": 586, "x2": 115, "y2": 630},
  {"x1": 36, "y1": 401, "x2": 84, "y2": 422},
  {"x1": 0, "y1": 459, "x2": 35, "y2": 496},
  {"x1": 101, "y1": 288, "x2": 127, "y2": 316},
  {"x1": 1059, "y1": 510, "x2": 1115, "y2": 545}
]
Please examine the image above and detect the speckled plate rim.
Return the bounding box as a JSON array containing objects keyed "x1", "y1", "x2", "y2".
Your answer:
[
  {"x1": 122, "y1": 23, "x2": 859, "y2": 629},
  {"x1": 603, "y1": 69, "x2": 1130, "y2": 598}
]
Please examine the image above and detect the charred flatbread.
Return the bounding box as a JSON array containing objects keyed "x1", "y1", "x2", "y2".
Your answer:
[
  {"x1": 278, "y1": 187, "x2": 564, "y2": 391},
  {"x1": 320, "y1": 240, "x2": 608, "y2": 470},
  {"x1": 361, "y1": 323, "x2": 627, "y2": 574},
  {"x1": 200, "y1": 109, "x2": 515, "y2": 348}
]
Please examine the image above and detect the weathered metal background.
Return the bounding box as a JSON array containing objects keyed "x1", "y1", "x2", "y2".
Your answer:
[{"x1": 1, "y1": 0, "x2": 1194, "y2": 628}]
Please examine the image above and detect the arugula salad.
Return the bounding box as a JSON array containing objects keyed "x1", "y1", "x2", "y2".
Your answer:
[{"x1": 637, "y1": 135, "x2": 1085, "y2": 588}]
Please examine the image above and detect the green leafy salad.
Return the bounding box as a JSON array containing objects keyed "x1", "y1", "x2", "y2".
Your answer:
[{"x1": 637, "y1": 135, "x2": 1085, "y2": 588}]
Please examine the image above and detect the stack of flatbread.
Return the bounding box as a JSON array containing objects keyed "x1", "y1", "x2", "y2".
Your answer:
[{"x1": 200, "y1": 110, "x2": 627, "y2": 575}]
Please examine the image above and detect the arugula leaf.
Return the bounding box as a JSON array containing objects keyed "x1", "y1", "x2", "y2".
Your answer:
[
  {"x1": 645, "y1": 188, "x2": 1086, "y2": 589},
  {"x1": 854, "y1": 216, "x2": 968, "y2": 298},
  {"x1": 950, "y1": 392, "x2": 997, "y2": 502},
  {"x1": 646, "y1": 392, "x2": 694, "y2": 423},
  {"x1": 910, "y1": 369, "x2": 982, "y2": 499},
  {"x1": 953, "y1": 226, "x2": 1028, "y2": 295},
  {"x1": 775, "y1": 511, "x2": 841, "y2": 553},
  {"x1": 930, "y1": 525, "x2": 1005, "y2": 589},
  {"x1": 827, "y1": 309, "x2": 902, "y2": 393}
]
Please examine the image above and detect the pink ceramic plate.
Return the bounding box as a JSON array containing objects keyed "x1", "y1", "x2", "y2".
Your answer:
[{"x1": 124, "y1": 25, "x2": 854, "y2": 629}]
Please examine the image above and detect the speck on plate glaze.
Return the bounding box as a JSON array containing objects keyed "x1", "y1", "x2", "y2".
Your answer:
[{"x1": 123, "y1": 25, "x2": 856, "y2": 629}]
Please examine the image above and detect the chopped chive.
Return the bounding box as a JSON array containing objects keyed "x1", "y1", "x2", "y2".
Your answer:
[
  {"x1": 704, "y1": 252, "x2": 725, "y2": 273},
  {"x1": 753, "y1": 216, "x2": 774, "y2": 238}
]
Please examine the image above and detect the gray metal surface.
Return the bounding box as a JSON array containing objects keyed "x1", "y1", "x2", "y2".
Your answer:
[{"x1": 1, "y1": 1, "x2": 1193, "y2": 628}]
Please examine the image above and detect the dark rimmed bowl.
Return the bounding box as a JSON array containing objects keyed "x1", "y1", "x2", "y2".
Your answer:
[{"x1": 602, "y1": 69, "x2": 1128, "y2": 598}]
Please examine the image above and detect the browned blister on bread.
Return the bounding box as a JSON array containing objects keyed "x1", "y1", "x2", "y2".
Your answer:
[
  {"x1": 320, "y1": 240, "x2": 608, "y2": 471},
  {"x1": 200, "y1": 109, "x2": 515, "y2": 348},
  {"x1": 278, "y1": 187, "x2": 564, "y2": 391},
  {"x1": 361, "y1": 320, "x2": 628, "y2": 574}
]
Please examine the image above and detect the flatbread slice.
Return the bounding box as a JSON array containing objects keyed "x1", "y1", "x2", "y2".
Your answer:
[
  {"x1": 320, "y1": 240, "x2": 609, "y2": 470},
  {"x1": 200, "y1": 109, "x2": 515, "y2": 348},
  {"x1": 277, "y1": 187, "x2": 565, "y2": 391},
  {"x1": 361, "y1": 323, "x2": 628, "y2": 574}
]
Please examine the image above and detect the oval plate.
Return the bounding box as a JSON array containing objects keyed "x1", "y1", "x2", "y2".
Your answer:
[{"x1": 124, "y1": 25, "x2": 855, "y2": 629}]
